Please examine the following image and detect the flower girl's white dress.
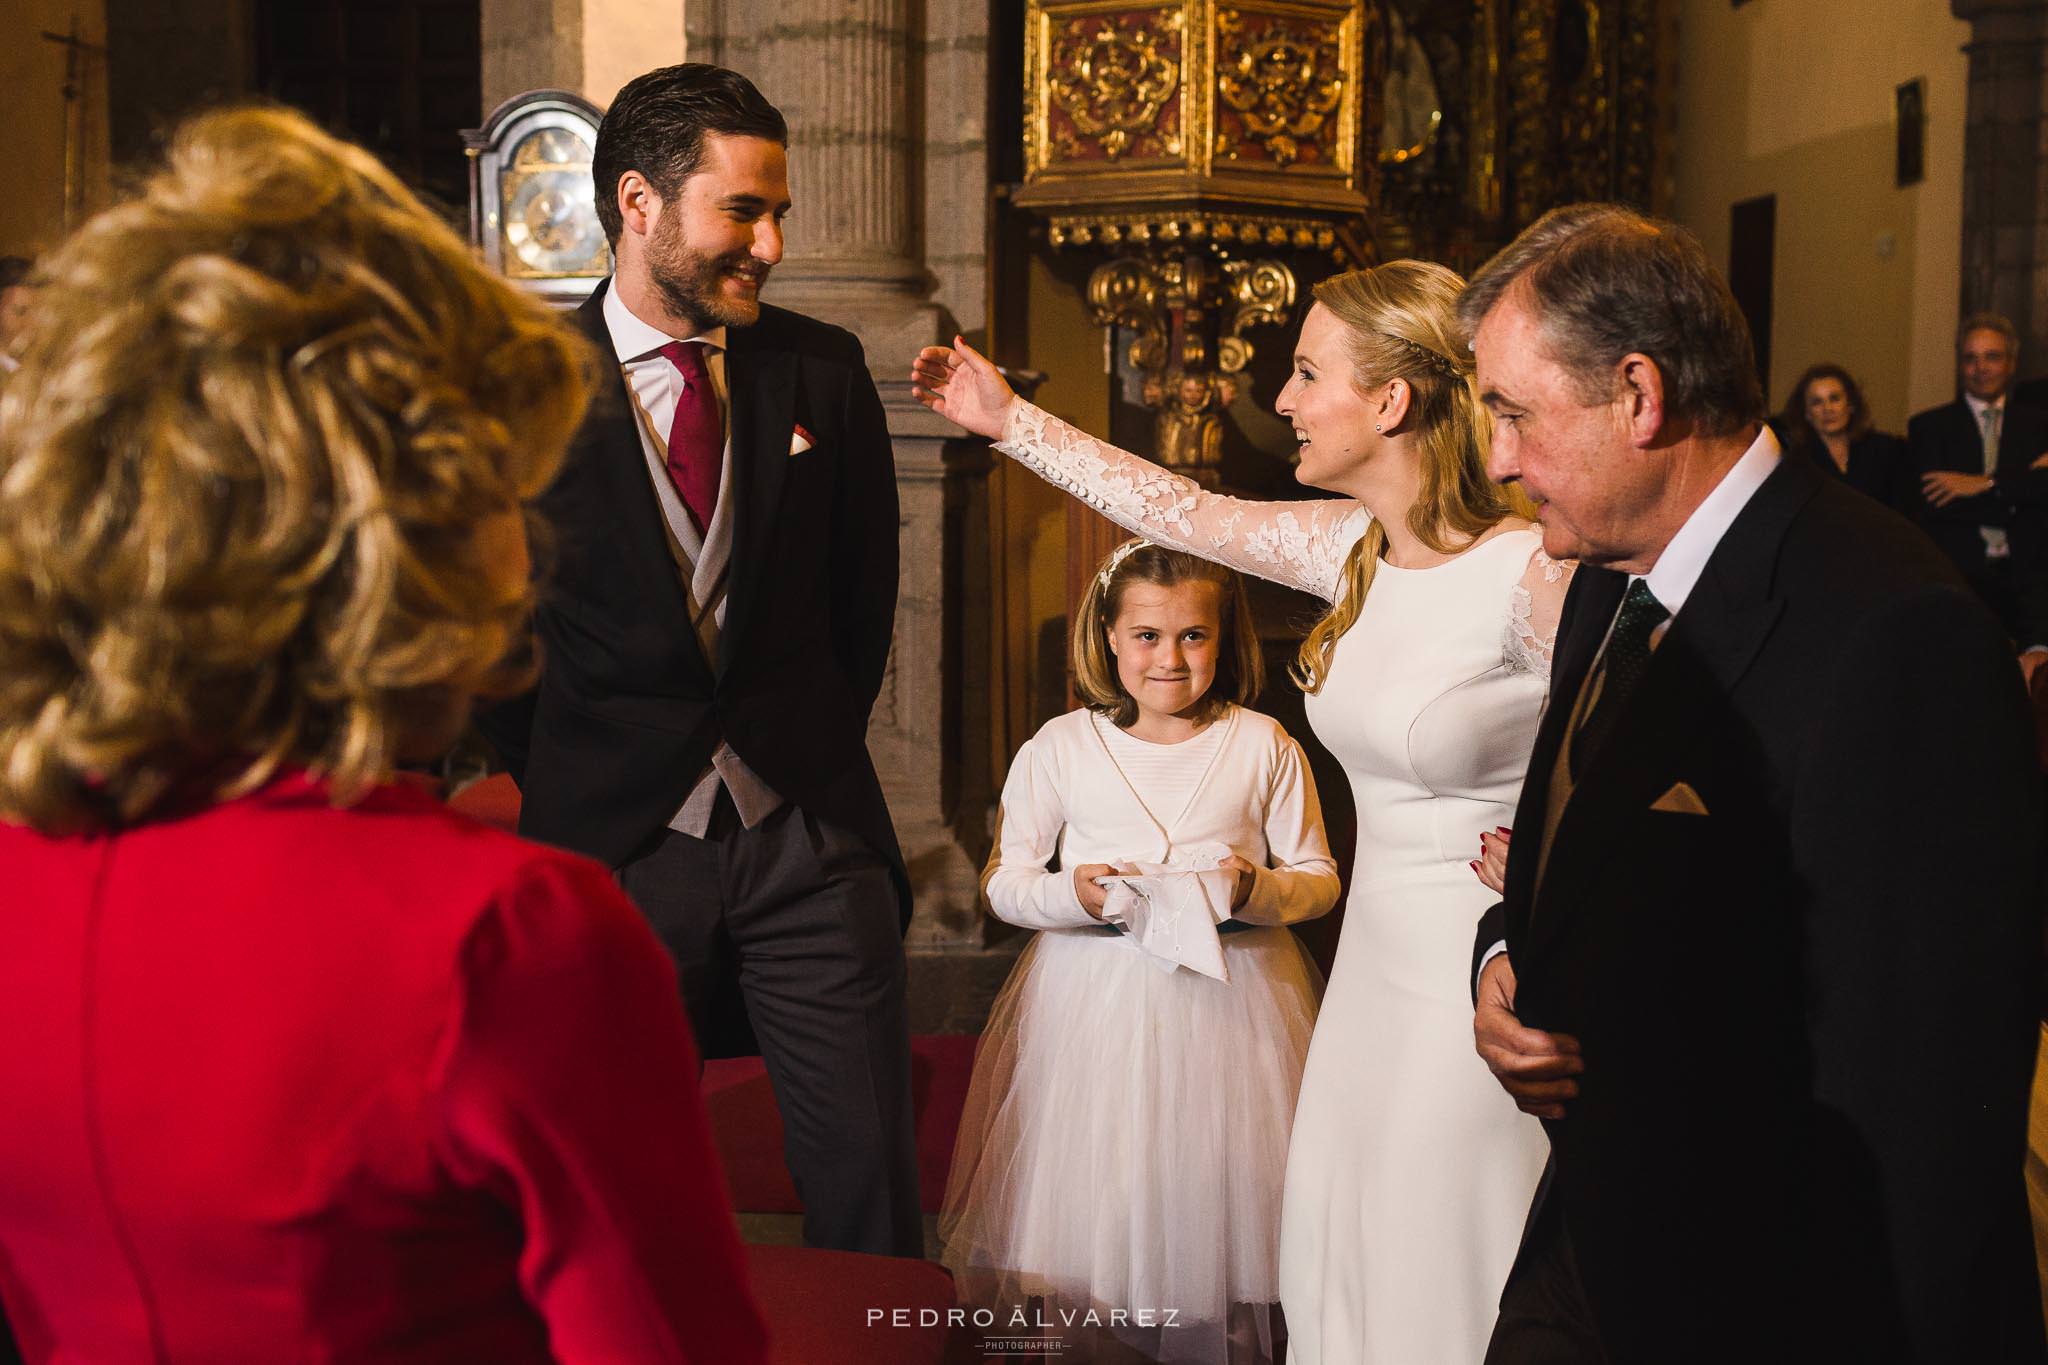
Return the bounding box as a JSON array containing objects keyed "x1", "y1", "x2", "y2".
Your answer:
[{"x1": 942, "y1": 703, "x2": 1340, "y2": 1364}]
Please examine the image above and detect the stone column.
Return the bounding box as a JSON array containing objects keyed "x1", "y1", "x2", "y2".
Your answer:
[
  {"x1": 1952, "y1": 0, "x2": 2048, "y2": 360},
  {"x1": 692, "y1": 1, "x2": 1003, "y2": 995},
  {"x1": 482, "y1": 0, "x2": 585, "y2": 108},
  {"x1": 703, "y1": 1, "x2": 946, "y2": 373},
  {"x1": 484, "y1": 0, "x2": 686, "y2": 111}
]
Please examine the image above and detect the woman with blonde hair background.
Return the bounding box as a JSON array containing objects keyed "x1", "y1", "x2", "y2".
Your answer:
[
  {"x1": 0, "y1": 107, "x2": 765, "y2": 1363},
  {"x1": 914, "y1": 259, "x2": 1570, "y2": 1363}
]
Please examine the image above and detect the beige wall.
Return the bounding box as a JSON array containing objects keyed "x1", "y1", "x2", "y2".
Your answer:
[
  {"x1": 1, "y1": 0, "x2": 112, "y2": 259},
  {"x1": 1672, "y1": 0, "x2": 1967, "y2": 431}
]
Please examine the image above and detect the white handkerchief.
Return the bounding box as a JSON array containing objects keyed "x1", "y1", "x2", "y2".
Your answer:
[{"x1": 1098, "y1": 860, "x2": 1235, "y2": 982}]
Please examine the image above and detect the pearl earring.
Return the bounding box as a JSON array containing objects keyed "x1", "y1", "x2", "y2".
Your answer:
[{"x1": 1374, "y1": 423, "x2": 1382, "y2": 432}]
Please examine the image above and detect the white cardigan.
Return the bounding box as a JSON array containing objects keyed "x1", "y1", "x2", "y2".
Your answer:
[{"x1": 983, "y1": 705, "x2": 1342, "y2": 931}]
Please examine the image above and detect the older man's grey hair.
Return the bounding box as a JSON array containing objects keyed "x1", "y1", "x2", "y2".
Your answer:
[{"x1": 1455, "y1": 203, "x2": 1765, "y2": 439}]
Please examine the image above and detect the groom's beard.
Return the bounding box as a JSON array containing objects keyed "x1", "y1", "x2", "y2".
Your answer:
[{"x1": 648, "y1": 215, "x2": 768, "y2": 332}]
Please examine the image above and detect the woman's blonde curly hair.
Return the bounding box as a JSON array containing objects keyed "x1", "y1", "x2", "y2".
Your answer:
[{"x1": 0, "y1": 105, "x2": 596, "y2": 831}]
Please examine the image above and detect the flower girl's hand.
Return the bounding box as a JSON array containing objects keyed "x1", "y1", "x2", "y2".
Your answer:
[
  {"x1": 1472, "y1": 827, "x2": 1510, "y2": 896},
  {"x1": 1072, "y1": 863, "x2": 1116, "y2": 919},
  {"x1": 910, "y1": 337, "x2": 1019, "y2": 440},
  {"x1": 1217, "y1": 854, "x2": 1258, "y2": 911}
]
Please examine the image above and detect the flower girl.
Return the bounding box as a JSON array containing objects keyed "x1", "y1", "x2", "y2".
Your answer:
[{"x1": 941, "y1": 540, "x2": 1340, "y2": 1365}]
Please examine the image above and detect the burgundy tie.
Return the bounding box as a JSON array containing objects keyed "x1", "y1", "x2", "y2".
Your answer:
[{"x1": 658, "y1": 339, "x2": 722, "y2": 534}]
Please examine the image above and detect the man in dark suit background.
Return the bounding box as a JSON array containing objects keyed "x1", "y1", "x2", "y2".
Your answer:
[
  {"x1": 1908, "y1": 313, "x2": 2048, "y2": 670},
  {"x1": 477, "y1": 64, "x2": 919, "y2": 1257},
  {"x1": 1461, "y1": 205, "x2": 2044, "y2": 1363}
]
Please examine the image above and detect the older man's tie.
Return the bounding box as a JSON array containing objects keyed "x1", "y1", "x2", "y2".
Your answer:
[{"x1": 1570, "y1": 579, "x2": 1669, "y2": 775}]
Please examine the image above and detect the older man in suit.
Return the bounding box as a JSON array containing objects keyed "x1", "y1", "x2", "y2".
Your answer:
[
  {"x1": 1463, "y1": 206, "x2": 2045, "y2": 1364},
  {"x1": 477, "y1": 64, "x2": 919, "y2": 1258},
  {"x1": 1909, "y1": 313, "x2": 2048, "y2": 668}
]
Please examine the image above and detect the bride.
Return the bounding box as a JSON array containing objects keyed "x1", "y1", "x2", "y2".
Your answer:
[{"x1": 913, "y1": 259, "x2": 1568, "y2": 1364}]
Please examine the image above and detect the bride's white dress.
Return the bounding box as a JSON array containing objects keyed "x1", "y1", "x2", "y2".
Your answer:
[{"x1": 994, "y1": 400, "x2": 1561, "y2": 1364}]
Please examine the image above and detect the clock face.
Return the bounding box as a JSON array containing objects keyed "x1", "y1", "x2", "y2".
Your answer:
[{"x1": 499, "y1": 126, "x2": 611, "y2": 278}]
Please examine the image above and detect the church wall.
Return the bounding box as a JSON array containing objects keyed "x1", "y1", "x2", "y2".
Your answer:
[
  {"x1": 1, "y1": 0, "x2": 112, "y2": 259},
  {"x1": 1671, "y1": 0, "x2": 1968, "y2": 432},
  {"x1": 996, "y1": 247, "x2": 1113, "y2": 761},
  {"x1": 480, "y1": 0, "x2": 584, "y2": 110},
  {"x1": 583, "y1": 2, "x2": 684, "y2": 106}
]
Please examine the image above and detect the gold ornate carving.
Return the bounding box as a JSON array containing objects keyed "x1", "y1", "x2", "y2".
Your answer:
[
  {"x1": 1217, "y1": 258, "x2": 1295, "y2": 373},
  {"x1": 1148, "y1": 370, "x2": 1227, "y2": 480},
  {"x1": 1083, "y1": 252, "x2": 1296, "y2": 487},
  {"x1": 1494, "y1": 0, "x2": 1662, "y2": 222},
  {"x1": 1048, "y1": 211, "x2": 1345, "y2": 259},
  {"x1": 1505, "y1": 0, "x2": 1556, "y2": 228},
  {"x1": 1214, "y1": 7, "x2": 1347, "y2": 168},
  {"x1": 1087, "y1": 258, "x2": 1170, "y2": 374},
  {"x1": 1614, "y1": 0, "x2": 1659, "y2": 208},
  {"x1": 1467, "y1": 0, "x2": 1503, "y2": 221},
  {"x1": 1046, "y1": 9, "x2": 1185, "y2": 162}
]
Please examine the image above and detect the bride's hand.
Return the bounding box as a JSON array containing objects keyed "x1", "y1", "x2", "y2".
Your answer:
[
  {"x1": 1472, "y1": 827, "x2": 1510, "y2": 896},
  {"x1": 910, "y1": 336, "x2": 1019, "y2": 440}
]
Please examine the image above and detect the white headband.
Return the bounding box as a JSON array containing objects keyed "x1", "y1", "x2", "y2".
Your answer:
[{"x1": 1096, "y1": 537, "x2": 1146, "y2": 591}]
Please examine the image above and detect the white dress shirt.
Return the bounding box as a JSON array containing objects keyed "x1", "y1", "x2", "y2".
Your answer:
[
  {"x1": 601, "y1": 282, "x2": 783, "y2": 834},
  {"x1": 1638, "y1": 423, "x2": 1783, "y2": 618}
]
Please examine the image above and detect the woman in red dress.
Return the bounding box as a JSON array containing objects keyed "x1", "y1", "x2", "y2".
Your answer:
[{"x1": 0, "y1": 106, "x2": 768, "y2": 1364}]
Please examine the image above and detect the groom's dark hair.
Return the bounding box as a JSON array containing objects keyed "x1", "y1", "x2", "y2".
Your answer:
[
  {"x1": 1457, "y1": 203, "x2": 1764, "y2": 439},
  {"x1": 593, "y1": 63, "x2": 788, "y2": 248}
]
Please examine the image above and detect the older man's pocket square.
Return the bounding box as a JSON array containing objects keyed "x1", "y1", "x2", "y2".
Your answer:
[
  {"x1": 789, "y1": 423, "x2": 816, "y2": 456},
  {"x1": 1650, "y1": 782, "x2": 1709, "y2": 815}
]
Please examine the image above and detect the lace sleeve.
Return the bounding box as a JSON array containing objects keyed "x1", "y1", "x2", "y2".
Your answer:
[
  {"x1": 997, "y1": 400, "x2": 1369, "y2": 601},
  {"x1": 1503, "y1": 538, "x2": 1575, "y2": 679}
]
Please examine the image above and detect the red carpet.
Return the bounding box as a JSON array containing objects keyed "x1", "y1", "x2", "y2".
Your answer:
[
  {"x1": 746, "y1": 1244, "x2": 955, "y2": 1364},
  {"x1": 704, "y1": 1033, "x2": 980, "y2": 1214}
]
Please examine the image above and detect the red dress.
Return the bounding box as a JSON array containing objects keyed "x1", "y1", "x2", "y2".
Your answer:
[{"x1": 0, "y1": 772, "x2": 768, "y2": 1363}]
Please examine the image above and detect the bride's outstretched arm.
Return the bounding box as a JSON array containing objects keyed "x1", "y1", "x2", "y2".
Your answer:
[{"x1": 913, "y1": 338, "x2": 1366, "y2": 602}]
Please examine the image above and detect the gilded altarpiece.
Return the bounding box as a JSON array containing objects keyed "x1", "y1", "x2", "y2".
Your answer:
[
  {"x1": 1374, "y1": 0, "x2": 1666, "y2": 269},
  {"x1": 1012, "y1": 0, "x2": 1669, "y2": 490}
]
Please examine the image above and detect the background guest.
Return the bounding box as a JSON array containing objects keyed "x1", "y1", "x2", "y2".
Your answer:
[
  {"x1": 0, "y1": 106, "x2": 766, "y2": 1363},
  {"x1": 1778, "y1": 363, "x2": 1912, "y2": 512},
  {"x1": 1908, "y1": 313, "x2": 2048, "y2": 667}
]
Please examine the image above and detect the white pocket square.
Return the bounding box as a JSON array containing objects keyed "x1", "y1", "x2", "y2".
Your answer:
[
  {"x1": 789, "y1": 423, "x2": 816, "y2": 456},
  {"x1": 1650, "y1": 782, "x2": 1709, "y2": 816}
]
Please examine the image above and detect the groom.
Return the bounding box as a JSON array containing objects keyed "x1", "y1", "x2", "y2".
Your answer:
[
  {"x1": 477, "y1": 64, "x2": 919, "y2": 1256},
  {"x1": 1463, "y1": 205, "x2": 2045, "y2": 1363}
]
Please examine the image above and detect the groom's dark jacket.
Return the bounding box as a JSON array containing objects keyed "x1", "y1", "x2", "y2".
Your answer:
[
  {"x1": 1474, "y1": 452, "x2": 2046, "y2": 1363},
  {"x1": 478, "y1": 283, "x2": 906, "y2": 915}
]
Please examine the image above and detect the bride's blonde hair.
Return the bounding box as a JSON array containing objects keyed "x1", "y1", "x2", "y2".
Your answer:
[{"x1": 1292, "y1": 260, "x2": 1532, "y2": 694}]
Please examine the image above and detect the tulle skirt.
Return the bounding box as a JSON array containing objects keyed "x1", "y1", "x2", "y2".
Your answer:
[{"x1": 940, "y1": 925, "x2": 1323, "y2": 1364}]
